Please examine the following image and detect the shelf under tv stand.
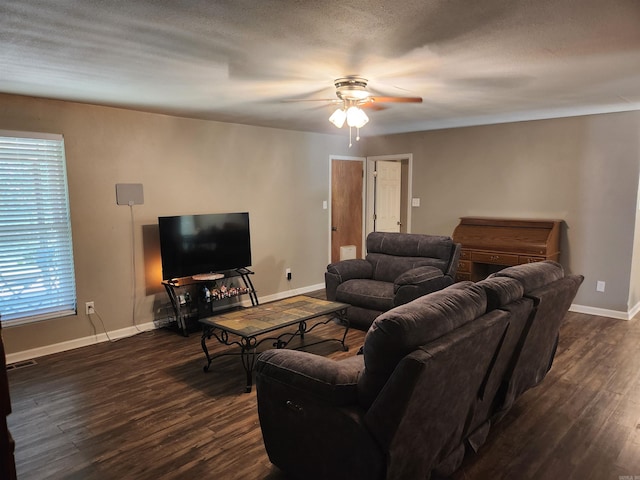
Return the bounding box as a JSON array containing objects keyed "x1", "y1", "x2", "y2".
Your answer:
[{"x1": 162, "y1": 268, "x2": 258, "y2": 336}]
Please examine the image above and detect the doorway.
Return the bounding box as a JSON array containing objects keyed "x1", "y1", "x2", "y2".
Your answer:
[
  {"x1": 329, "y1": 156, "x2": 365, "y2": 264},
  {"x1": 373, "y1": 160, "x2": 403, "y2": 232},
  {"x1": 328, "y1": 154, "x2": 413, "y2": 263},
  {"x1": 365, "y1": 154, "x2": 413, "y2": 237}
]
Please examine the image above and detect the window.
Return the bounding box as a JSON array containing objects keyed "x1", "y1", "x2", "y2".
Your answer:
[{"x1": 0, "y1": 130, "x2": 77, "y2": 325}]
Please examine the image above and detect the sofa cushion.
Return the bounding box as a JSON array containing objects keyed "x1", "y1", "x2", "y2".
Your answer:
[
  {"x1": 364, "y1": 310, "x2": 509, "y2": 479},
  {"x1": 336, "y1": 279, "x2": 395, "y2": 311},
  {"x1": 357, "y1": 283, "x2": 487, "y2": 409},
  {"x1": 367, "y1": 253, "x2": 447, "y2": 283},
  {"x1": 491, "y1": 260, "x2": 564, "y2": 295},
  {"x1": 475, "y1": 276, "x2": 525, "y2": 312},
  {"x1": 344, "y1": 305, "x2": 385, "y2": 331},
  {"x1": 367, "y1": 231, "x2": 454, "y2": 258},
  {"x1": 500, "y1": 274, "x2": 584, "y2": 408}
]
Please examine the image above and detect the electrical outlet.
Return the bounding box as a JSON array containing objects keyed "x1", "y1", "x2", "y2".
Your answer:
[
  {"x1": 85, "y1": 301, "x2": 95, "y2": 314},
  {"x1": 286, "y1": 268, "x2": 292, "y2": 281},
  {"x1": 596, "y1": 281, "x2": 605, "y2": 293}
]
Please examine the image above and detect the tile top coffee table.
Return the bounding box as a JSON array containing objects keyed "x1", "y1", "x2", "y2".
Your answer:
[{"x1": 199, "y1": 295, "x2": 350, "y2": 392}]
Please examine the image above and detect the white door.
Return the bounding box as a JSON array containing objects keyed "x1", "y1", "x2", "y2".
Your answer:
[{"x1": 375, "y1": 160, "x2": 402, "y2": 232}]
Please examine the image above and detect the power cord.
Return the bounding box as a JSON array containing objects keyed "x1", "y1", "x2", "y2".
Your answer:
[
  {"x1": 129, "y1": 202, "x2": 141, "y2": 332},
  {"x1": 87, "y1": 307, "x2": 114, "y2": 342},
  {"x1": 88, "y1": 307, "x2": 150, "y2": 343},
  {"x1": 87, "y1": 197, "x2": 143, "y2": 342}
]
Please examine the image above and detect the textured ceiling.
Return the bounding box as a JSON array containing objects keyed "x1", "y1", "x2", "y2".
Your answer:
[{"x1": 2, "y1": 0, "x2": 640, "y2": 136}]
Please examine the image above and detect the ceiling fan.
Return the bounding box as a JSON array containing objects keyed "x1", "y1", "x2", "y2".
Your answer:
[
  {"x1": 290, "y1": 76, "x2": 422, "y2": 146},
  {"x1": 331, "y1": 76, "x2": 423, "y2": 109}
]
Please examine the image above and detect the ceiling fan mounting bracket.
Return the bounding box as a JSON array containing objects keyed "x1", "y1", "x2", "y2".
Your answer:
[{"x1": 334, "y1": 76, "x2": 370, "y2": 101}]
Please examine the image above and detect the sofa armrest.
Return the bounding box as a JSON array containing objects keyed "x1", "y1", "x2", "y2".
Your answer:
[
  {"x1": 327, "y1": 259, "x2": 373, "y2": 282},
  {"x1": 394, "y1": 265, "x2": 443, "y2": 287},
  {"x1": 256, "y1": 349, "x2": 362, "y2": 406},
  {"x1": 256, "y1": 351, "x2": 384, "y2": 480},
  {"x1": 393, "y1": 266, "x2": 454, "y2": 305},
  {"x1": 444, "y1": 242, "x2": 462, "y2": 278},
  {"x1": 325, "y1": 259, "x2": 373, "y2": 301}
]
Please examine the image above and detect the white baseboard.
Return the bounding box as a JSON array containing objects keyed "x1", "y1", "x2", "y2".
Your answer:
[
  {"x1": 5, "y1": 321, "x2": 157, "y2": 365},
  {"x1": 569, "y1": 303, "x2": 637, "y2": 321},
  {"x1": 242, "y1": 283, "x2": 325, "y2": 305},
  {"x1": 628, "y1": 301, "x2": 640, "y2": 320},
  {"x1": 11, "y1": 288, "x2": 630, "y2": 365},
  {"x1": 5, "y1": 284, "x2": 326, "y2": 365}
]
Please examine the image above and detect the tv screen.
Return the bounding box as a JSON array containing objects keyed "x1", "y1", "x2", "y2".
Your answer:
[{"x1": 158, "y1": 212, "x2": 252, "y2": 280}]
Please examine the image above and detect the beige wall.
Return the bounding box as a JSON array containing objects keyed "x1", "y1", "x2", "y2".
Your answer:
[
  {"x1": 628, "y1": 128, "x2": 640, "y2": 313},
  {"x1": 0, "y1": 93, "x2": 351, "y2": 355},
  {"x1": 362, "y1": 112, "x2": 640, "y2": 313},
  {"x1": 2, "y1": 92, "x2": 639, "y2": 357}
]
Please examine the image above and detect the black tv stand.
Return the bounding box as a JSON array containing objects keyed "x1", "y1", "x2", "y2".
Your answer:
[{"x1": 162, "y1": 268, "x2": 258, "y2": 336}]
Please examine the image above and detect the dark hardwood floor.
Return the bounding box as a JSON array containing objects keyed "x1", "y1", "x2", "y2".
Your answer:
[
  {"x1": 6, "y1": 308, "x2": 640, "y2": 479},
  {"x1": 450, "y1": 311, "x2": 640, "y2": 480}
]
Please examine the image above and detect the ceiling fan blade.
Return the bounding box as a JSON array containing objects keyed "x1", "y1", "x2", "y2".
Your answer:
[
  {"x1": 368, "y1": 96, "x2": 423, "y2": 103},
  {"x1": 277, "y1": 84, "x2": 337, "y2": 103},
  {"x1": 359, "y1": 102, "x2": 388, "y2": 111},
  {"x1": 281, "y1": 98, "x2": 338, "y2": 103}
]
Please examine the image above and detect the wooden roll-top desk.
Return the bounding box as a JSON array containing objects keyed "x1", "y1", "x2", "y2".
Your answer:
[{"x1": 452, "y1": 217, "x2": 561, "y2": 282}]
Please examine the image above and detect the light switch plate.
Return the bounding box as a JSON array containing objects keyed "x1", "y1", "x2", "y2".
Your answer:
[{"x1": 411, "y1": 197, "x2": 421, "y2": 207}]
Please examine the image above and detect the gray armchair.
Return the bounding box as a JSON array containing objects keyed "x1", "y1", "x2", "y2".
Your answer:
[{"x1": 325, "y1": 232, "x2": 461, "y2": 330}]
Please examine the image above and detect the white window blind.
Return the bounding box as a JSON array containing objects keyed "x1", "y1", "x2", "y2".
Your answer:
[{"x1": 0, "y1": 131, "x2": 77, "y2": 325}]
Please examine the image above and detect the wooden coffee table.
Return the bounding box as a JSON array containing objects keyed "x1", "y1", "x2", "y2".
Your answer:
[{"x1": 199, "y1": 295, "x2": 349, "y2": 392}]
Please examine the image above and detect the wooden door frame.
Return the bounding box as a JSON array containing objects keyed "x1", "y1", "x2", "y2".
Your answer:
[
  {"x1": 365, "y1": 154, "x2": 413, "y2": 237},
  {"x1": 328, "y1": 155, "x2": 366, "y2": 263}
]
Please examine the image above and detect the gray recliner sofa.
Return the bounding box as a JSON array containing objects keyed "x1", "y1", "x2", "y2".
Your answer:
[
  {"x1": 256, "y1": 261, "x2": 583, "y2": 480},
  {"x1": 325, "y1": 232, "x2": 461, "y2": 330}
]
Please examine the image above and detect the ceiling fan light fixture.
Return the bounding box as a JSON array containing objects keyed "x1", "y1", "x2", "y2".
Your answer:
[
  {"x1": 329, "y1": 108, "x2": 346, "y2": 128},
  {"x1": 346, "y1": 106, "x2": 369, "y2": 128},
  {"x1": 334, "y1": 77, "x2": 371, "y2": 101},
  {"x1": 340, "y1": 87, "x2": 370, "y2": 100}
]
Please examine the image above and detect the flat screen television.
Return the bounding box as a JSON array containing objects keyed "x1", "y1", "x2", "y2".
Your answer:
[{"x1": 158, "y1": 212, "x2": 252, "y2": 281}]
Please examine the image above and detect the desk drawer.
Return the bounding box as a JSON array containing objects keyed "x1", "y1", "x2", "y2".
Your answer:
[
  {"x1": 471, "y1": 251, "x2": 519, "y2": 266},
  {"x1": 457, "y1": 260, "x2": 471, "y2": 273},
  {"x1": 519, "y1": 255, "x2": 546, "y2": 264},
  {"x1": 459, "y1": 250, "x2": 471, "y2": 260}
]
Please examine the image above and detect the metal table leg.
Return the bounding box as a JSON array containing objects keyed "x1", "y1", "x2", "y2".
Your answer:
[{"x1": 239, "y1": 336, "x2": 258, "y2": 393}]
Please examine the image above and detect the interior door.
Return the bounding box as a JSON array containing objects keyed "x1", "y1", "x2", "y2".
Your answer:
[
  {"x1": 331, "y1": 159, "x2": 363, "y2": 263},
  {"x1": 374, "y1": 160, "x2": 402, "y2": 232}
]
